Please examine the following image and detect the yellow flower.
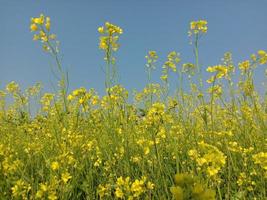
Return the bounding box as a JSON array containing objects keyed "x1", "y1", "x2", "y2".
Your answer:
[
  {"x1": 189, "y1": 141, "x2": 226, "y2": 178},
  {"x1": 32, "y1": 18, "x2": 41, "y2": 24},
  {"x1": 160, "y1": 74, "x2": 168, "y2": 81},
  {"x1": 30, "y1": 23, "x2": 38, "y2": 32},
  {"x1": 51, "y1": 161, "x2": 59, "y2": 171},
  {"x1": 206, "y1": 65, "x2": 229, "y2": 85},
  {"x1": 67, "y1": 94, "x2": 74, "y2": 101},
  {"x1": 99, "y1": 36, "x2": 108, "y2": 50},
  {"x1": 61, "y1": 172, "x2": 72, "y2": 183},
  {"x1": 238, "y1": 60, "x2": 250, "y2": 73},
  {"x1": 145, "y1": 51, "x2": 158, "y2": 70},
  {"x1": 41, "y1": 35, "x2": 48, "y2": 42},
  {"x1": 48, "y1": 191, "x2": 57, "y2": 200},
  {"x1": 91, "y1": 96, "x2": 99, "y2": 105},
  {"x1": 32, "y1": 14, "x2": 45, "y2": 25},
  {"x1": 208, "y1": 85, "x2": 222, "y2": 96},
  {"x1": 182, "y1": 63, "x2": 196, "y2": 74},
  {"x1": 190, "y1": 20, "x2": 208, "y2": 34},
  {"x1": 144, "y1": 146, "x2": 150, "y2": 155},
  {"x1": 147, "y1": 181, "x2": 155, "y2": 190},
  {"x1": 188, "y1": 149, "x2": 198, "y2": 158},
  {"x1": 40, "y1": 183, "x2": 48, "y2": 192},
  {"x1": 117, "y1": 176, "x2": 125, "y2": 186},
  {"x1": 115, "y1": 188, "x2": 124, "y2": 198},
  {"x1": 253, "y1": 152, "x2": 267, "y2": 170},
  {"x1": 98, "y1": 22, "x2": 123, "y2": 53},
  {"x1": 11, "y1": 179, "x2": 31, "y2": 198},
  {"x1": 207, "y1": 166, "x2": 220, "y2": 176},
  {"x1": 30, "y1": 14, "x2": 59, "y2": 54},
  {"x1": 39, "y1": 30, "x2": 45, "y2": 37},
  {"x1": 131, "y1": 179, "x2": 145, "y2": 197},
  {"x1": 257, "y1": 50, "x2": 267, "y2": 64},
  {"x1": 257, "y1": 50, "x2": 266, "y2": 56},
  {"x1": 6, "y1": 81, "x2": 19, "y2": 93},
  {"x1": 148, "y1": 51, "x2": 158, "y2": 59},
  {"x1": 79, "y1": 97, "x2": 85, "y2": 104},
  {"x1": 98, "y1": 26, "x2": 104, "y2": 34},
  {"x1": 97, "y1": 184, "x2": 110, "y2": 198}
]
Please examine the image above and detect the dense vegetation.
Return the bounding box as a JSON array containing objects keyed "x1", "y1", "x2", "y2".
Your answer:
[{"x1": 0, "y1": 14, "x2": 266, "y2": 199}]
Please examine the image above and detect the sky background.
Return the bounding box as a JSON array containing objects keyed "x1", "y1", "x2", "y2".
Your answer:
[{"x1": 0, "y1": 0, "x2": 266, "y2": 95}]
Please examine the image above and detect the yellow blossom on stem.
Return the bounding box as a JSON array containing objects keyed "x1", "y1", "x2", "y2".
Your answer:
[
  {"x1": 51, "y1": 161, "x2": 59, "y2": 171},
  {"x1": 238, "y1": 60, "x2": 250, "y2": 74},
  {"x1": 190, "y1": 20, "x2": 208, "y2": 35},
  {"x1": 30, "y1": 23, "x2": 38, "y2": 31},
  {"x1": 61, "y1": 172, "x2": 72, "y2": 183}
]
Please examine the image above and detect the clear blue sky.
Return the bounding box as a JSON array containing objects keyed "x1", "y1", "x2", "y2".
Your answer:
[{"x1": 0, "y1": 0, "x2": 266, "y2": 95}]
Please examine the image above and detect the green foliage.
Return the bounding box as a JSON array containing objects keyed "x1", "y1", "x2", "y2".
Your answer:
[{"x1": 0, "y1": 14, "x2": 266, "y2": 200}]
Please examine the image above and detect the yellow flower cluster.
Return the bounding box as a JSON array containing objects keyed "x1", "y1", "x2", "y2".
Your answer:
[
  {"x1": 135, "y1": 83, "x2": 161, "y2": 103},
  {"x1": 98, "y1": 176, "x2": 154, "y2": 199},
  {"x1": 255, "y1": 50, "x2": 267, "y2": 64},
  {"x1": 170, "y1": 173, "x2": 216, "y2": 200},
  {"x1": 236, "y1": 171, "x2": 257, "y2": 192},
  {"x1": 6, "y1": 81, "x2": 20, "y2": 93},
  {"x1": 145, "y1": 102, "x2": 165, "y2": 125},
  {"x1": 101, "y1": 85, "x2": 128, "y2": 109},
  {"x1": 145, "y1": 51, "x2": 158, "y2": 70},
  {"x1": 40, "y1": 93, "x2": 55, "y2": 111},
  {"x1": 161, "y1": 51, "x2": 181, "y2": 81},
  {"x1": 189, "y1": 20, "x2": 208, "y2": 35},
  {"x1": 206, "y1": 65, "x2": 228, "y2": 83},
  {"x1": 188, "y1": 141, "x2": 226, "y2": 178},
  {"x1": 35, "y1": 181, "x2": 58, "y2": 200},
  {"x1": 66, "y1": 87, "x2": 100, "y2": 113},
  {"x1": 182, "y1": 62, "x2": 196, "y2": 76},
  {"x1": 207, "y1": 85, "x2": 222, "y2": 97},
  {"x1": 253, "y1": 152, "x2": 267, "y2": 177},
  {"x1": 98, "y1": 22, "x2": 123, "y2": 52},
  {"x1": 61, "y1": 172, "x2": 72, "y2": 184},
  {"x1": 146, "y1": 51, "x2": 158, "y2": 60},
  {"x1": 238, "y1": 60, "x2": 250, "y2": 74},
  {"x1": 11, "y1": 179, "x2": 31, "y2": 199},
  {"x1": 30, "y1": 14, "x2": 57, "y2": 52},
  {"x1": 238, "y1": 50, "x2": 267, "y2": 76},
  {"x1": 51, "y1": 161, "x2": 59, "y2": 171}
]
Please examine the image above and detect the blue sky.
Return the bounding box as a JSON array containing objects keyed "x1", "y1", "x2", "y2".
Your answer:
[{"x1": 0, "y1": 0, "x2": 266, "y2": 95}]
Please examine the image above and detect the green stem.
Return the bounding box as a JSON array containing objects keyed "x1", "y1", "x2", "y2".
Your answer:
[{"x1": 194, "y1": 33, "x2": 203, "y2": 89}]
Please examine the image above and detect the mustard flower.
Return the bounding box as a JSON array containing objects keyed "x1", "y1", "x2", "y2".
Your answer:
[
  {"x1": 189, "y1": 20, "x2": 208, "y2": 35},
  {"x1": 98, "y1": 22, "x2": 123, "y2": 52},
  {"x1": 51, "y1": 161, "x2": 59, "y2": 171},
  {"x1": 238, "y1": 60, "x2": 250, "y2": 74},
  {"x1": 257, "y1": 50, "x2": 267, "y2": 64},
  {"x1": 145, "y1": 50, "x2": 158, "y2": 70},
  {"x1": 30, "y1": 14, "x2": 57, "y2": 53},
  {"x1": 206, "y1": 65, "x2": 228, "y2": 83},
  {"x1": 6, "y1": 81, "x2": 20, "y2": 93},
  {"x1": 61, "y1": 172, "x2": 72, "y2": 183}
]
